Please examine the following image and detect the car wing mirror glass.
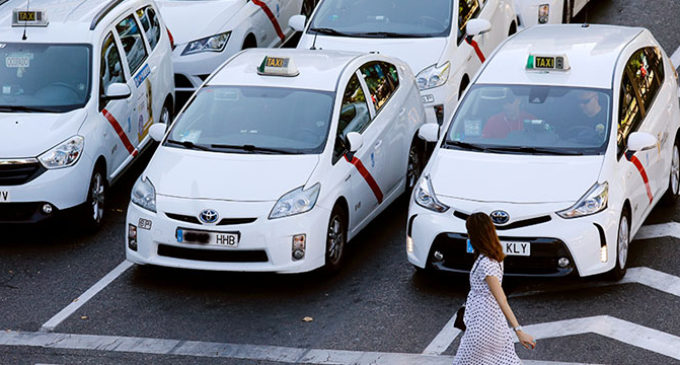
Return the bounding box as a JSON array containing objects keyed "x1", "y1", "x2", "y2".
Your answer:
[
  {"x1": 466, "y1": 18, "x2": 492, "y2": 37},
  {"x1": 627, "y1": 131, "x2": 657, "y2": 152},
  {"x1": 104, "y1": 83, "x2": 131, "y2": 100}
]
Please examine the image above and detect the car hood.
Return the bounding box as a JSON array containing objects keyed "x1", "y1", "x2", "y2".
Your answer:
[
  {"x1": 429, "y1": 150, "x2": 605, "y2": 204},
  {"x1": 148, "y1": 147, "x2": 320, "y2": 201},
  {"x1": 299, "y1": 35, "x2": 447, "y2": 74},
  {"x1": 0, "y1": 109, "x2": 87, "y2": 158},
  {"x1": 156, "y1": 0, "x2": 245, "y2": 45}
]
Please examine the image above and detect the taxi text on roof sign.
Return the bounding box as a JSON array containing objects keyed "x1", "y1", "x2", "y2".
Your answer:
[
  {"x1": 11, "y1": 9, "x2": 49, "y2": 27},
  {"x1": 257, "y1": 56, "x2": 299, "y2": 77},
  {"x1": 526, "y1": 54, "x2": 570, "y2": 71}
]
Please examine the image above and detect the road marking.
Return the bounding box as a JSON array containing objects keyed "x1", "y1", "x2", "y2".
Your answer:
[
  {"x1": 671, "y1": 46, "x2": 680, "y2": 71},
  {"x1": 40, "y1": 261, "x2": 132, "y2": 332},
  {"x1": 635, "y1": 222, "x2": 680, "y2": 240},
  {"x1": 523, "y1": 315, "x2": 680, "y2": 360},
  {"x1": 0, "y1": 330, "x2": 592, "y2": 365},
  {"x1": 422, "y1": 309, "x2": 462, "y2": 355}
]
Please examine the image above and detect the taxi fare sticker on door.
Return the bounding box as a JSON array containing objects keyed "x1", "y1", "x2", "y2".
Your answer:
[{"x1": 137, "y1": 79, "x2": 154, "y2": 143}]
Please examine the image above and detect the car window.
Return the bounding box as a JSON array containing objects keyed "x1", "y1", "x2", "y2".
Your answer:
[
  {"x1": 115, "y1": 15, "x2": 148, "y2": 73},
  {"x1": 136, "y1": 6, "x2": 161, "y2": 50},
  {"x1": 458, "y1": 0, "x2": 480, "y2": 41},
  {"x1": 618, "y1": 72, "x2": 643, "y2": 154},
  {"x1": 360, "y1": 62, "x2": 398, "y2": 112},
  {"x1": 100, "y1": 32, "x2": 126, "y2": 97},
  {"x1": 333, "y1": 73, "x2": 371, "y2": 163}
]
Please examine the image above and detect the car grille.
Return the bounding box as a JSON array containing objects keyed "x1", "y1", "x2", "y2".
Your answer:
[
  {"x1": 157, "y1": 244, "x2": 268, "y2": 263},
  {"x1": 166, "y1": 213, "x2": 256, "y2": 226},
  {"x1": 428, "y1": 232, "x2": 575, "y2": 277},
  {"x1": 0, "y1": 159, "x2": 45, "y2": 186},
  {"x1": 453, "y1": 211, "x2": 552, "y2": 231}
]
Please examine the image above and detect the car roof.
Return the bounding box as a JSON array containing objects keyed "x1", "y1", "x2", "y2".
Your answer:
[
  {"x1": 208, "y1": 48, "x2": 365, "y2": 92},
  {"x1": 0, "y1": 0, "x2": 148, "y2": 43},
  {"x1": 477, "y1": 24, "x2": 645, "y2": 89}
]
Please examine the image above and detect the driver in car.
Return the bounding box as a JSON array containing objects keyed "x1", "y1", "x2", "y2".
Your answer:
[{"x1": 482, "y1": 94, "x2": 534, "y2": 139}]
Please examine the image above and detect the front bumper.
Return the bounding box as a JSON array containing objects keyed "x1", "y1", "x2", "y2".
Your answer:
[
  {"x1": 420, "y1": 80, "x2": 458, "y2": 126},
  {"x1": 171, "y1": 43, "x2": 237, "y2": 95},
  {"x1": 407, "y1": 197, "x2": 619, "y2": 277},
  {"x1": 126, "y1": 194, "x2": 331, "y2": 273}
]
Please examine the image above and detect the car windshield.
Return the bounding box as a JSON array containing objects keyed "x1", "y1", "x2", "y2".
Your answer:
[
  {"x1": 308, "y1": 0, "x2": 453, "y2": 38},
  {"x1": 166, "y1": 86, "x2": 334, "y2": 154},
  {"x1": 444, "y1": 84, "x2": 612, "y2": 155},
  {"x1": 0, "y1": 43, "x2": 91, "y2": 113}
]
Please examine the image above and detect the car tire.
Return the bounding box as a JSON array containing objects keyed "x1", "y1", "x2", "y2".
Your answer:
[
  {"x1": 322, "y1": 205, "x2": 347, "y2": 274},
  {"x1": 406, "y1": 138, "x2": 424, "y2": 194},
  {"x1": 160, "y1": 102, "x2": 171, "y2": 125},
  {"x1": 608, "y1": 210, "x2": 630, "y2": 281},
  {"x1": 661, "y1": 139, "x2": 680, "y2": 205},
  {"x1": 82, "y1": 166, "x2": 106, "y2": 232},
  {"x1": 562, "y1": 0, "x2": 572, "y2": 23}
]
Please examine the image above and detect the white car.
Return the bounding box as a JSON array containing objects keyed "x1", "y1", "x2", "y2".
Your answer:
[
  {"x1": 289, "y1": 0, "x2": 516, "y2": 126},
  {"x1": 408, "y1": 24, "x2": 680, "y2": 279},
  {"x1": 0, "y1": 0, "x2": 174, "y2": 229},
  {"x1": 157, "y1": 0, "x2": 316, "y2": 98},
  {"x1": 513, "y1": 0, "x2": 591, "y2": 28},
  {"x1": 126, "y1": 48, "x2": 427, "y2": 273}
]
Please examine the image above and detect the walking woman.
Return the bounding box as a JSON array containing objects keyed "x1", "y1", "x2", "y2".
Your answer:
[{"x1": 453, "y1": 212, "x2": 536, "y2": 364}]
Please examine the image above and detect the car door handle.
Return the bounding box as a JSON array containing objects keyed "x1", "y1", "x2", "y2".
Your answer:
[
  {"x1": 399, "y1": 108, "x2": 407, "y2": 117},
  {"x1": 374, "y1": 140, "x2": 383, "y2": 149},
  {"x1": 151, "y1": 65, "x2": 158, "y2": 73}
]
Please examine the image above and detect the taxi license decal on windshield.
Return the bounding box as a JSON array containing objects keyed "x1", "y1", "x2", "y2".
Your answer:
[
  {"x1": 625, "y1": 152, "x2": 653, "y2": 203},
  {"x1": 251, "y1": 0, "x2": 285, "y2": 41},
  {"x1": 344, "y1": 154, "x2": 383, "y2": 204}
]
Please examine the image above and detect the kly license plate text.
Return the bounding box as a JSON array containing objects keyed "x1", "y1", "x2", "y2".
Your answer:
[{"x1": 502, "y1": 241, "x2": 530, "y2": 256}]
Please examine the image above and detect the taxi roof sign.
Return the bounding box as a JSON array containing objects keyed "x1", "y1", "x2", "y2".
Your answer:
[
  {"x1": 257, "y1": 56, "x2": 299, "y2": 77},
  {"x1": 526, "y1": 54, "x2": 570, "y2": 71},
  {"x1": 12, "y1": 9, "x2": 48, "y2": 27}
]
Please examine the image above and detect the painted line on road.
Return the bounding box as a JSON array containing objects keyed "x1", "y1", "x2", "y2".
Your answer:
[
  {"x1": 40, "y1": 261, "x2": 132, "y2": 332},
  {"x1": 422, "y1": 309, "x2": 462, "y2": 355},
  {"x1": 0, "y1": 330, "x2": 593, "y2": 365},
  {"x1": 635, "y1": 222, "x2": 680, "y2": 240},
  {"x1": 671, "y1": 46, "x2": 680, "y2": 71}
]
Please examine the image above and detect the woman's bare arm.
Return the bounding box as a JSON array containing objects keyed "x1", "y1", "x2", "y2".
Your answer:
[{"x1": 486, "y1": 275, "x2": 536, "y2": 349}]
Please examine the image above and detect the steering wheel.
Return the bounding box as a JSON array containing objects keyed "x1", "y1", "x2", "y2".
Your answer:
[
  {"x1": 48, "y1": 82, "x2": 81, "y2": 95},
  {"x1": 563, "y1": 125, "x2": 601, "y2": 144},
  {"x1": 417, "y1": 16, "x2": 447, "y2": 30}
]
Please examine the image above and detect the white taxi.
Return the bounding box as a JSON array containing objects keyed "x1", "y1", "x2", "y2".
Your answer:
[
  {"x1": 408, "y1": 24, "x2": 680, "y2": 279},
  {"x1": 513, "y1": 0, "x2": 591, "y2": 27},
  {"x1": 157, "y1": 0, "x2": 316, "y2": 99},
  {"x1": 126, "y1": 49, "x2": 427, "y2": 273},
  {"x1": 0, "y1": 0, "x2": 174, "y2": 229},
  {"x1": 289, "y1": 0, "x2": 516, "y2": 126}
]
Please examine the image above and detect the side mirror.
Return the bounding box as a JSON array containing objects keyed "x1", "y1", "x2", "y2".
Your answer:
[
  {"x1": 149, "y1": 123, "x2": 167, "y2": 142},
  {"x1": 104, "y1": 83, "x2": 131, "y2": 100},
  {"x1": 418, "y1": 123, "x2": 439, "y2": 143},
  {"x1": 346, "y1": 132, "x2": 363, "y2": 153},
  {"x1": 627, "y1": 131, "x2": 657, "y2": 152},
  {"x1": 289, "y1": 14, "x2": 307, "y2": 32},
  {"x1": 466, "y1": 18, "x2": 492, "y2": 37}
]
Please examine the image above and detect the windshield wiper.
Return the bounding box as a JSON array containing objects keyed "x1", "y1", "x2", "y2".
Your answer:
[
  {"x1": 308, "y1": 27, "x2": 353, "y2": 37},
  {"x1": 443, "y1": 140, "x2": 488, "y2": 152},
  {"x1": 0, "y1": 105, "x2": 59, "y2": 113},
  {"x1": 485, "y1": 146, "x2": 584, "y2": 155},
  {"x1": 352, "y1": 31, "x2": 422, "y2": 38},
  {"x1": 210, "y1": 144, "x2": 299, "y2": 154},
  {"x1": 166, "y1": 139, "x2": 213, "y2": 151}
]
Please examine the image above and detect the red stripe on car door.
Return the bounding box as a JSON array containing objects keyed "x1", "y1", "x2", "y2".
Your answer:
[
  {"x1": 465, "y1": 37, "x2": 486, "y2": 63},
  {"x1": 252, "y1": 0, "x2": 285, "y2": 41},
  {"x1": 344, "y1": 155, "x2": 383, "y2": 204},
  {"x1": 626, "y1": 153, "x2": 653, "y2": 203},
  {"x1": 102, "y1": 109, "x2": 138, "y2": 157}
]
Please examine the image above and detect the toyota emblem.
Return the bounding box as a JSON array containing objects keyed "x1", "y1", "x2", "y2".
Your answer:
[
  {"x1": 199, "y1": 209, "x2": 219, "y2": 224},
  {"x1": 490, "y1": 210, "x2": 510, "y2": 225}
]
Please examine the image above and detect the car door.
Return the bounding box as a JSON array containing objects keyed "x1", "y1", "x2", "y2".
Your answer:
[
  {"x1": 251, "y1": 0, "x2": 286, "y2": 47},
  {"x1": 98, "y1": 31, "x2": 137, "y2": 178},
  {"x1": 135, "y1": 5, "x2": 166, "y2": 129},
  {"x1": 359, "y1": 61, "x2": 404, "y2": 196},
  {"x1": 477, "y1": 0, "x2": 504, "y2": 54},
  {"x1": 332, "y1": 72, "x2": 382, "y2": 229}
]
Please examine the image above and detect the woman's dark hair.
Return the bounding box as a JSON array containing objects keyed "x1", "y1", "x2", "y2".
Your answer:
[{"x1": 466, "y1": 212, "x2": 505, "y2": 262}]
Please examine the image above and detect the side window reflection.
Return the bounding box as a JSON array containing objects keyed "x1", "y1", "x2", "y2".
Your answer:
[{"x1": 333, "y1": 73, "x2": 371, "y2": 163}]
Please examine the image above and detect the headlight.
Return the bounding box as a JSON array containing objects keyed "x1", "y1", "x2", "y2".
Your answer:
[
  {"x1": 131, "y1": 176, "x2": 156, "y2": 213},
  {"x1": 557, "y1": 182, "x2": 608, "y2": 219},
  {"x1": 38, "y1": 136, "x2": 84, "y2": 169},
  {"x1": 181, "y1": 31, "x2": 231, "y2": 56},
  {"x1": 416, "y1": 62, "x2": 450, "y2": 90},
  {"x1": 269, "y1": 183, "x2": 320, "y2": 219},
  {"x1": 414, "y1": 175, "x2": 449, "y2": 212}
]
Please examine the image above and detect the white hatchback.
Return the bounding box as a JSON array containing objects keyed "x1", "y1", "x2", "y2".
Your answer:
[
  {"x1": 0, "y1": 0, "x2": 174, "y2": 229},
  {"x1": 290, "y1": 0, "x2": 516, "y2": 126},
  {"x1": 126, "y1": 48, "x2": 427, "y2": 273},
  {"x1": 408, "y1": 24, "x2": 680, "y2": 279}
]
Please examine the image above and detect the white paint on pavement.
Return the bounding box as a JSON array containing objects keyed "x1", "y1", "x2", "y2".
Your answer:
[
  {"x1": 0, "y1": 330, "x2": 594, "y2": 365},
  {"x1": 635, "y1": 222, "x2": 680, "y2": 240},
  {"x1": 40, "y1": 261, "x2": 133, "y2": 332},
  {"x1": 421, "y1": 309, "x2": 462, "y2": 355},
  {"x1": 671, "y1": 46, "x2": 680, "y2": 71},
  {"x1": 621, "y1": 267, "x2": 680, "y2": 297}
]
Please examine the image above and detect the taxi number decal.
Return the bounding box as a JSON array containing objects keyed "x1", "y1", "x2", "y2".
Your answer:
[
  {"x1": 535, "y1": 56, "x2": 555, "y2": 69},
  {"x1": 17, "y1": 11, "x2": 36, "y2": 21},
  {"x1": 134, "y1": 64, "x2": 151, "y2": 88},
  {"x1": 265, "y1": 57, "x2": 287, "y2": 68}
]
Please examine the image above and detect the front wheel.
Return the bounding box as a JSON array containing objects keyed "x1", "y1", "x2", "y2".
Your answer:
[
  {"x1": 81, "y1": 167, "x2": 106, "y2": 232},
  {"x1": 661, "y1": 140, "x2": 680, "y2": 205},
  {"x1": 608, "y1": 211, "x2": 629, "y2": 281},
  {"x1": 322, "y1": 205, "x2": 347, "y2": 273},
  {"x1": 406, "y1": 139, "x2": 424, "y2": 194}
]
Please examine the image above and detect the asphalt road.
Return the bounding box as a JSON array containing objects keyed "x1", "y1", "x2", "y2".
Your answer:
[{"x1": 2, "y1": 1, "x2": 680, "y2": 364}]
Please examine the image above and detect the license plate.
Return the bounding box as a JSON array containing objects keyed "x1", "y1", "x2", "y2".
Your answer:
[
  {"x1": 502, "y1": 241, "x2": 531, "y2": 256},
  {"x1": 0, "y1": 190, "x2": 9, "y2": 202},
  {"x1": 176, "y1": 228, "x2": 239, "y2": 247}
]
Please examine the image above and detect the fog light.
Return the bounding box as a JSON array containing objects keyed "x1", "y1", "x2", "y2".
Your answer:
[
  {"x1": 600, "y1": 245, "x2": 608, "y2": 263},
  {"x1": 406, "y1": 237, "x2": 414, "y2": 253},
  {"x1": 42, "y1": 203, "x2": 53, "y2": 214},
  {"x1": 538, "y1": 4, "x2": 549, "y2": 24},
  {"x1": 557, "y1": 257, "x2": 570, "y2": 268},
  {"x1": 292, "y1": 234, "x2": 306, "y2": 260},
  {"x1": 421, "y1": 94, "x2": 435, "y2": 104},
  {"x1": 433, "y1": 250, "x2": 444, "y2": 262},
  {"x1": 128, "y1": 224, "x2": 138, "y2": 251}
]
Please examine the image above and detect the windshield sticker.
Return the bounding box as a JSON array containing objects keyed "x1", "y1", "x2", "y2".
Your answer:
[
  {"x1": 215, "y1": 89, "x2": 239, "y2": 101},
  {"x1": 0, "y1": 44, "x2": 6, "y2": 49},
  {"x1": 5, "y1": 55, "x2": 30, "y2": 68},
  {"x1": 133, "y1": 64, "x2": 151, "y2": 88},
  {"x1": 2, "y1": 86, "x2": 10, "y2": 94}
]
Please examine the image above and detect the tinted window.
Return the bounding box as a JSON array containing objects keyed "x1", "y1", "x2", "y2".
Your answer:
[
  {"x1": 116, "y1": 15, "x2": 148, "y2": 73},
  {"x1": 360, "y1": 62, "x2": 397, "y2": 111},
  {"x1": 618, "y1": 73, "x2": 643, "y2": 153},
  {"x1": 626, "y1": 47, "x2": 664, "y2": 115},
  {"x1": 458, "y1": 0, "x2": 480, "y2": 41},
  {"x1": 334, "y1": 73, "x2": 371, "y2": 162},
  {"x1": 137, "y1": 6, "x2": 161, "y2": 50},
  {"x1": 100, "y1": 33, "x2": 125, "y2": 95}
]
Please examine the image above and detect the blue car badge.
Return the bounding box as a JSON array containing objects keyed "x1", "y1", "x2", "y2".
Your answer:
[
  {"x1": 490, "y1": 210, "x2": 510, "y2": 225},
  {"x1": 199, "y1": 209, "x2": 219, "y2": 224}
]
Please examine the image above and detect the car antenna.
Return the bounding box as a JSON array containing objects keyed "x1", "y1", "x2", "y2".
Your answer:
[
  {"x1": 310, "y1": 32, "x2": 318, "y2": 50},
  {"x1": 21, "y1": 0, "x2": 30, "y2": 40}
]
